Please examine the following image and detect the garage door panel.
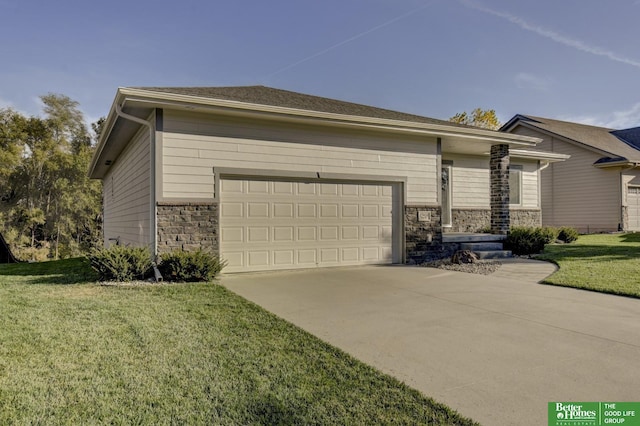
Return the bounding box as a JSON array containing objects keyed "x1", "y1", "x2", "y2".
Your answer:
[
  {"x1": 342, "y1": 247, "x2": 359, "y2": 261},
  {"x1": 221, "y1": 178, "x2": 396, "y2": 272},
  {"x1": 298, "y1": 227, "x2": 317, "y2": 241},
  {"x1": 248, "y1": 180, "x2": 269, "y2": 193},
  {"x1": 247, "y1": 251, "x2": 270, "y2": 267},
  {"x1": 273, "y1": 203, "x2": 294, "y2": 217},
  {"x1": 273, "y1": 250, "x2": 294, "y2": 266},
  {"x1": 297, "y1": 204, "x2": 317, "y2": 217},
  {"x1": 320, "y1": 184, "x2": 339, "y2": 196},
  {"x1": 342, "y1": 226, "x2": 359, "y2": 240},
  {"x1": 320, "y1": 227, "x2": 339, "y2": 240},
  {"x1": 298, "y1": 250, "x2": 317, "y2": 264},
  {"x1": 273, "y1": 181, "x2": 294, "y2": 194},
  {"x1": 273, "y1": 227, "x2": 294, "y2": 241},
  {"x1": 320, "y1": 248, "x2": 339, "y2": 263},
  {"x1": 320, "y1": 204, "x2": 338, "y2": 218}
]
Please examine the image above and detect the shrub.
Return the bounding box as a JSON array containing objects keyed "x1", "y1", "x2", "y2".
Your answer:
[
  {"x1": 87, "y1": 246, "x2": 152, "y2": 282},
  {"x1": 505, "y1": 226, "x2": 558, "y2": 256},
  {"x1": 538, "y1": 226, "x2": 560, "y2": 244},
  {"x1": 158, "y1": 249, "x2": 226, "y2": 282},
  {"x1": 557, "y1": 227, "x2": 579, "y2": 243}
]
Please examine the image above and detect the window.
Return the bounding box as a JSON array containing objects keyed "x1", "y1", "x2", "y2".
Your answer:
[{"x1": 509, "y1": 165, "x2": 522, "y2": 205}]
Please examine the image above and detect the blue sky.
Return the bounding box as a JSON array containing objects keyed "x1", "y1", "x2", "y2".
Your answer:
[{"x1": 1, "y1": 0, "x2": 639, "y2": 129}]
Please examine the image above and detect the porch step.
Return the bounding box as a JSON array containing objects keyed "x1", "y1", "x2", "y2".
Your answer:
[
  {"x1": 442, "y1": 233, "x2": 506, "y2": 243},
  {"x1": 460, "y1": 242, "x2": 504, "y2": 251},
  {"x1": 475, "y1": 250, "x2": 513, "y2": 260}
]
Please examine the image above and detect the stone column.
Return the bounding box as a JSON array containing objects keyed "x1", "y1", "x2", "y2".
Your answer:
[{"x1": 490, "y1": 144, "x2": 510, "y2": 235}]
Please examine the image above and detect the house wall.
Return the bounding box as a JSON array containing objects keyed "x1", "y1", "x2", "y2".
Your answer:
[
  {"x1": 103, "y1": 127, "x2": 151, "y2": 248},
  {"x1": 442, "y1": 153, "x2": 540, "y2": 232},
  {"x1": 510, "y1": 126, "x2": 621, "y2": 232},
  {"x1": 444, "y1": 154, "x2": 538, "y2": 208},
  {"x1": 161, "y1": 110, "x2": 439, "y2": 204}
]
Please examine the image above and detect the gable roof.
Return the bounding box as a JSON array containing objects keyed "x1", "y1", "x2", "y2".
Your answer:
[
  {"x1": 90, "y1": 85, "x2": 547, "y2": 178},
  {"x1": 132, "y1": 86, "x2": 465, "y2": 128},
  {"x1": 501, "y1": 114, "x2": 640, "y2": 164}
]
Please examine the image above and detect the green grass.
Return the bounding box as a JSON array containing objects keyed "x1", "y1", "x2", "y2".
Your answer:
[
  {"x1": 537, "y1": 233, "x2": 640, "y2": 298},
  {"x1": 0, "y1": 258, "x2": 477, "y2": 425}
]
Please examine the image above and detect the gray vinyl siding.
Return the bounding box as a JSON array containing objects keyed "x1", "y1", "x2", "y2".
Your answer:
[
  {"x1": 103, "y1": 128, "x2": 151, "y2": 247},
  {"x1": 162, "y1": 110, "x2": 439, "y2": 204},
  {"x1": 510, "y1": 126, "x2": 620, "y2": 232}
]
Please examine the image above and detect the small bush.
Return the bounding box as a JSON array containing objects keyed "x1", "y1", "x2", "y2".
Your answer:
[
  {"x1": 158, "y1": 249, "x2": 226, "y2": 282},
  {"x1": 538, "y1": 226, "x2": 559, "y2": 244},
  {"x1": 505, "y1": 226, "x2": 558, "y2": 256},
  {"x1": 87, "y1": 246, "x2": 152, "y2": 282},
  {"x1": 557, "y1": 227, "x2": 579, "y2": 243}
]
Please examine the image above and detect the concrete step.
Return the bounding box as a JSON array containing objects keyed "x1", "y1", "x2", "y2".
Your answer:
[
  {"x1": 442, "y1": 233, "x2": 506, "y2": 243},
  {"x1": 475, "y1": 250, "x2": 513, "y2": 259},
  {"x1": 460, "y1": 242, "x2": 504, "y2": 251}
]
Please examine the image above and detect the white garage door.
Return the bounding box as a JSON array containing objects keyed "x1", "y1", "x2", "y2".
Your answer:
[
  {"x1": 628, "y1": 186, "x2": 640, "y2": 231},
  {"x1": 220, "y1": 178, "x2": 394, "y2": 272}
]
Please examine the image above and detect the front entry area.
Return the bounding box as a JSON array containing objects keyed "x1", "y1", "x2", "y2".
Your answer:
[{"x1": 220, "y1": 178, "x2": 398, "y2": 272}]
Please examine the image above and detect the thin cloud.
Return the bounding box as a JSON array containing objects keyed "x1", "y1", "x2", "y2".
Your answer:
[
  {"x1": 266, "y1": 1, "x2": 435, "y2": 79},
  {"x1": 461, "y1": 0, "x2": 640, "y2": 70},
  {"x1": 562, "y1": 103, "x2": 640, "y2": 129},
  {"x1": 514, "y1": 72, "x2": 550, "y2": 91}
]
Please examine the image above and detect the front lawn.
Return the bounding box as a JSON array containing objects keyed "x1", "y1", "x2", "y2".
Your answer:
[
  {"x1": 0, "y1": 258, "x2": 477, "y2": 425},
  {"x1": 537, "y1": 233, "x2": 640, "y2": 298}
]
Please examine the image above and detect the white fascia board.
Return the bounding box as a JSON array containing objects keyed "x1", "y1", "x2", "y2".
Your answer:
[
  {"x1": 118, "y1": 87, "x2": 541, "y2": 147},
  {"x1": 510, "y1": 149, "x2": 570, "y2": 162},
  {"x1": 88, "y1": 90, "x2": 125, "y2": 178}
]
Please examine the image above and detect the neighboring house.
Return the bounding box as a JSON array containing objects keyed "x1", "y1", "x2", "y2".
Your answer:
[
  {"x1": 502, "y1": 115, "x2": 640, "y2": 232},
  {"x1": 89, "y1": 86, "x2": 565, "y2": 272}
]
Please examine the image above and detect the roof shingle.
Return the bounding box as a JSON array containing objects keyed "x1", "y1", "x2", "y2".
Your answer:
[
  {"x1": 130, "y1": 85, "x2": 470, "y2": 128},
  {"x1": 503, "y1": 114, "x2": 640, "y2": 162}
]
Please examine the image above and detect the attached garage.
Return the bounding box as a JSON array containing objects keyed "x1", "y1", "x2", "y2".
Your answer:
[{"x1": 219, "y1": 177, "x2": 401, "y2": 272}]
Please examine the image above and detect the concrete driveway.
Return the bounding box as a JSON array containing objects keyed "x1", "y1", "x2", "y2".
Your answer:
[{"x1": 222, "y1": 262, "x2": 640, "y2": 426}]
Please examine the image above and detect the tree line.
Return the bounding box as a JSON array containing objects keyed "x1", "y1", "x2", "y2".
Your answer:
[{"x1": 0, "y1": 94, "x2": 103, "y2": 261}]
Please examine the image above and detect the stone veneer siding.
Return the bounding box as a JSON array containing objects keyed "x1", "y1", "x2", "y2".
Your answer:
[
  {"x1": 156, "y1": 202, "x2": 219, "y2": 254},
  {"x1": 445, "y1": 209, "x2": 491, "y2": 233},
  {"x1": 510, "y1": 209, "x2": 542, "y2": 228},
  {"x1": 621, "y1": 205, "x2": 628, "y2": 231},
  {"x1": 405, "y1": 205, "x2": 447, "y2": 263},
  {"x1": 490, "y1": 144, "x2": 510, "y2": 235}
]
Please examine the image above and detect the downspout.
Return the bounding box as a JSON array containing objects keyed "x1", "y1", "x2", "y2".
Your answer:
[
  {"x1": 538, "y1": 160, "x2": 551, "y2": 226},
  {"x1": 114, "y1": 101, "x2": 158, "y2": 260}
]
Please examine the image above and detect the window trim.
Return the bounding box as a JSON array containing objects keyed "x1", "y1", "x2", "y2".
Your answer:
[{"x1": 509, "y1": 165, "x2": 523, "y2": 206}]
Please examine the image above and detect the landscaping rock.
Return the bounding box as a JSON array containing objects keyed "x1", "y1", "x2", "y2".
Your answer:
[
  {"x1": 451, "y1": 250, "x2": 479, "y2": 264},
  {"x1": 421, "y1": 259, "x2": 502, "y2": 275}
]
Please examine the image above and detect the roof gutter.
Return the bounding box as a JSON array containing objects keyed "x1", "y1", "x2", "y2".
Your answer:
[
  {"x1": 594, "y1": 160, "x2": 640, "y2": 169},
  {"x1": 114, "y1": 101, "x2": 158, "y2": 259}
]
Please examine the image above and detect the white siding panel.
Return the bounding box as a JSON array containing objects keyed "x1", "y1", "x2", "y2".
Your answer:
[
  {"x1": 162, "y1": 111, "x2": 438, "y2": 204},
  {"x1": 518, "y1": 160, "x2": 540, "y2": 208},
  {"x1": 103, "y1": 129, "x2": 151, "y2": 247},
  {"x1": 445, "y1": 154, "x2": 490, "y2": 209},
  {"x1": 511, "y1": 126, "x2": 620, "y2": 231}
]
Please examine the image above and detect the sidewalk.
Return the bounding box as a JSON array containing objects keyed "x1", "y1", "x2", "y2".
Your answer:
[{"x1": 491, "y1": 257, "x2": 558, "y2": 282}]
